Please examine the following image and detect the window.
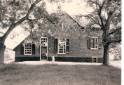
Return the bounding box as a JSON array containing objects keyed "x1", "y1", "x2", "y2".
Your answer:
[
  {"x1": 24, "y1": 43, "x2": 32, "y2": 55},
  {"x1": 58, "y1": 39, "x2": 66, "y2": 54},
  {"x1": 87, "y1": 37, "x2": 98, "y2": 50},
  {"x1": 40, "y1": 37, "x2": 48, "y2": 47}
]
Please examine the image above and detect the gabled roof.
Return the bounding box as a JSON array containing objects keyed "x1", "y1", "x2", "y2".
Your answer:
[
  {"x1": 38, "y1": 12, "x2": 85, "y2": 39},
  {"x1": 50, "y1": 12, "x2": 84, "y2": 30}
]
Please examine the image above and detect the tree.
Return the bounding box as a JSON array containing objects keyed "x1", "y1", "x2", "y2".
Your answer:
[
  {"x1": 86, "y1": 0, "x2": 121, "y2": 65},
  {"x1": 0, "y1": 0, "x2": 58, "y2": 61}
]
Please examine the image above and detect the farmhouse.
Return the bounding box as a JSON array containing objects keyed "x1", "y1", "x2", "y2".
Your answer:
[
  {"x1": 6, "y1": 12, "x2": 102, "y2": 63},
  {"x1": 0, "y1": 0, "x2": 104, "y2": 63}
]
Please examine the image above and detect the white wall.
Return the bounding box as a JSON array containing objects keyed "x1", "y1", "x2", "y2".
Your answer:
[{"x1": 4, "y1": 48, "x2": 15, "y2": 64}]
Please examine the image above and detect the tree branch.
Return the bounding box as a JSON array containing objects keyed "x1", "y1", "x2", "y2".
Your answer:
[
  {"x1": 105, "y1": 8, "x2": 118, "y2": 30},
  {"x1": 98, "y1": 7, "x2": 104, "y2": 28},
  {"x1": 0, "y1": 31, "x2": 4, "y2": 35},
  {"x1": 95, "y1": 0, "x2": 106, "y2": 31},
  {"x1": 109, "y1": 27, "x2": 121, "y2": 35},
  {"x1": 85, "y1": 14, "x2": 101, "y2": 27},
  {"x1": 1, "y1": 0, "x2": 42, "y2": 43},
  {"x1": 108, "y1": 39, "x2": 121, "y2": 44},
  {"x1": 25, "y1": 0, "x2": 42, "y2": 18}
]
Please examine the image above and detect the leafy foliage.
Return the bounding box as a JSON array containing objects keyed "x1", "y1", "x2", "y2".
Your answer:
[{"x1": 86, "y1": 0, "x2": 121, "y2": 65}]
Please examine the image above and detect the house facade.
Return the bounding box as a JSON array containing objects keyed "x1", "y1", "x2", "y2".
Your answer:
[{"x1": 14, "y1": 12, "x2": 103, "y2": 63}]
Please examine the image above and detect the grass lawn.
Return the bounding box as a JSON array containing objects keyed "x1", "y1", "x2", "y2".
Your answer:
[{"x1": 0, "y1": 64, "x2": 121, "y2": 85}]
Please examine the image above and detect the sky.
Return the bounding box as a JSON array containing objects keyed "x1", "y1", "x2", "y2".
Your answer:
[{"x1": 45, "y1": 0, "x2": 93, "y2": 15}]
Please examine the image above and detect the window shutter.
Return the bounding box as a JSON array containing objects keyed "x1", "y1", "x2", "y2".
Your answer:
[
  {"x1": 92, "y1": 38, "x2": 95, "y2": 48},
  {"x1": 98, "y1": 37, "x2": 102, "y2": 49},
  {"x1": 66, "y1": 39, "x2": 69, "y2": 53},
  {"x1": 20, "y1": 44, "x2": 24, "y2": 55},
  {"x1": 54, "y1": 39, "x2": 58, "y2": 53},
  {"x1": 87, "y1": 38, "x2": 91, "y2": 49},
  {"x1": 32, "y1": 44, "x2": 35, "y2": 55}
]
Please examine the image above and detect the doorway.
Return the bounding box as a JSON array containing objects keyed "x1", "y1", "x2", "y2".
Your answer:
[{"x1": 40, "y1": 37, "x2": 48, "y2": 60}]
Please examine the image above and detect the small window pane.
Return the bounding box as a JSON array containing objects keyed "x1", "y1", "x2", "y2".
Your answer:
[
  {"x1": 58, "y1": 39, "x2": 66, "y2": 54},
  {"x1": 24, "y1": 43, "x2": 32, "y2": 55},
  {"x1": 89, "y1": 37, "x2": 98, "y2": 49}
]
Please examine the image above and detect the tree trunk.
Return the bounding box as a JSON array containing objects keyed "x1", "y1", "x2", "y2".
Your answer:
[
  {"x1": 103, "y1": 43, "x2": 109, "y2": 65},
  {"x1": 0, "y1": 43, "x2": 5, "y2": 64}
]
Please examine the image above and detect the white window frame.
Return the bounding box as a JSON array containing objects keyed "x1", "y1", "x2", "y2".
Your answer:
[
  {"x1": 40, "y1": 37, "x2": 48, "y2": 47},
  {"x1": 89, "y1": 37, "x2": 99, "y2": 50},
  {"x1": 24, "y1": 43, "x2": 32, "y2": 55},
  {"x1": 58, "y1": 39, "x2": 66, "y2": 54}
]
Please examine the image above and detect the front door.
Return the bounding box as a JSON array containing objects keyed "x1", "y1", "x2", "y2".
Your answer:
[{"x1": 40, "y1": 37, "x2": 48, "y2": 60}]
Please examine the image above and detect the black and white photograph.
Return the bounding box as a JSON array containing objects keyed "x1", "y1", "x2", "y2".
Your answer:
[{"x1": 0, "y1": 0, "x2": 121, "y2": 85}]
